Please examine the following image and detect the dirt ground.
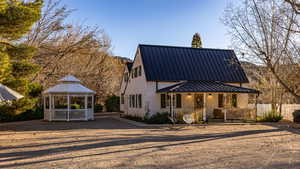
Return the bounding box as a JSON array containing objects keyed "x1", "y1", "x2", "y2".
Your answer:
[{"x1": 0, "y1": 116, "x2": 300, "y2": 169}]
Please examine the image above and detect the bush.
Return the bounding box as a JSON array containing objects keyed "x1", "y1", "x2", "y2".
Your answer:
[
  {"x1": 258, "y1": 110, "x2": 283, "y2": 122},
  {"x1": 123, "y1": 114, "x2": 144, "y2": 122},
  {"x1": 293, "y1": 110, "x2": 300, "y2": 123},
  {"x1": 94, "y1": 104, "x2": 103, "y2": 113},
  {"x1": 145, "y1": 112, "x2": 172, "y2": 124},
  {"x1": 0, "y1": 104, "x2": 43, "y2": 122},
  {"x1": 70, "y1": 104, "x2": 81, "y2": 109},
  {"x1": 105, "y1": 95, "x2": 120, "y2": 112}
]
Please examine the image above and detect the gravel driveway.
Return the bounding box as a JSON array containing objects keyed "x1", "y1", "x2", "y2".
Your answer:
[{"x1": 0, "y1": 116, "x2": 299, "y2": 169}]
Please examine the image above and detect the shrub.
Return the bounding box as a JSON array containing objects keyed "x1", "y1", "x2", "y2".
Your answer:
[
  {"x1": 123, "y1": 114, "x2": 144, "y2": 122},
  {"x1": 94, "y1": 104, "x2": 103, "y2": 112},
  {"x1": 105, "y1": 95, "x2": 120, "y2": 112},
  {"x1": 145, "y1": 112, "x2": 172, "y2": 124},
  {"x1": 258, "y1": 110, "x2": 283, "y2": 122},
  {"x1": 292, "y1": 110, "x2": 300, "y2": 123},
  {"x1": 70, "y1": 104, "x2": 80, "y2": 109},
  {"x1": 175, "y1": 112, "x2": 185, "y2": 124},
  {"x1": 0, "y1": 104, "x2": 43, "y2": 122}
]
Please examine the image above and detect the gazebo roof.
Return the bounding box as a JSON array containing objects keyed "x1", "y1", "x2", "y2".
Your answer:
[
  {"x1": 58, "y1": 75, "x2": 81, "y2": 83},
  {"x1": 43, "y1": 75, "x2": 95, "y2": 94}
]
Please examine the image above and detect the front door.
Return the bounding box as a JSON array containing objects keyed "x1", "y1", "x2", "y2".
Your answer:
[
  {"x1": 194, "y1": 94, "x2": 204, "y2": 109},
  {"x1": 194, "y1": 94, "x2": 204, "y2": 121}
]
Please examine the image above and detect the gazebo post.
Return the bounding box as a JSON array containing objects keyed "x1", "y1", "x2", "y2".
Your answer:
[
  {"x1": 43, "y1": 95, "x2": 46, "y2": 120},
  {"x1": 49, "y1": 94, "x2": 52, "y2": 122},
  {"x1": 67, "y1": 94, "x2": 70, "y2": 121},
  {"x1": 85, "y1": 95, "x2": 88, "y2": 121},
  {"x1": 92, "y1": 95, "x2": 94, "y2": 120}
]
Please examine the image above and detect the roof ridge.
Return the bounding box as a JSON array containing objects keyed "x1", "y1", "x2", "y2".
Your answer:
[{"x1": 139, "y1": 44, "x2": 234, "y2": 51}]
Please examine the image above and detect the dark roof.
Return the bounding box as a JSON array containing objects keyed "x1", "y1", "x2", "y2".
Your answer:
[
  {"x1": 139, "y1": 44, "x2": 249, "y2": 83},
  {"x1": 126, "y1": 62, "x2": 133, "y2": 71},
  {"x1": 157, "y1": 81, "x2": 260, "y2": 94}
]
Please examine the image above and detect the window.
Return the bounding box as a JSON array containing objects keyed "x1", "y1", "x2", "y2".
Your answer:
[
  {"x1": 232, "y1": 94, "x2": 238, "y2": 108},
  {"x1": 134, "y1": 67, "x2": 138, "y2": 77},
  {"x1": 176, "y1": 94, "x2": 182, "y2": 108},
  {"x1": 133, "y1": 95, "x2": 136, "y2": 108},
  {"x1": 129, "y1": 95, "x2": 132, "y2": 107},
  {"x1": 218, "y1": 94, "x2": 224, "y2": 108},
  {"x1": 121, "y1": 94, "x2": 124, "y2": 104},
  {"x1": 161, "y1": 94, "x2": 166, "y2": 108},
  {"x1": 138, "y1": 66, "x2": 142, "y2": 76},
  {"x1": 138, "y1": 94, "x2": 142, "y2": 108}
]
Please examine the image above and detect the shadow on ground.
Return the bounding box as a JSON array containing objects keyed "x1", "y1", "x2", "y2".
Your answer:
[{"x1": 0, "y1": 127, "x2": 287, "y2": 168}]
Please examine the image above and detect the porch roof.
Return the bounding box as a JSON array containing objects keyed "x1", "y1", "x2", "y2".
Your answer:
[{"x1": 156, "y1": 81, "x2": 260, "y2": 94}]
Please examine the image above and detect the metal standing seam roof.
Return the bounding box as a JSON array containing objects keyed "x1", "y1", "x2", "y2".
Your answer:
[
  {"x1": 43, "y1": 75, "x2": 95, "y2": 94},
  {"x1": 139, "y1": 44, "x2": 249, "y2": 83},
  {"x1": 156, "y1": 81, "x2": 260, "y2": 94}
]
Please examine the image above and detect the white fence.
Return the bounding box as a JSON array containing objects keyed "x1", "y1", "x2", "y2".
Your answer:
[{"x1": 249, "y1": 104, "x2": 300, "y2": 120}]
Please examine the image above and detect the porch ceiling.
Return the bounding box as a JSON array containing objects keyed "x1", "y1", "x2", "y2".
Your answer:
[{"x1": 156, "y1": 81, "x2": 260, "y2": 94}]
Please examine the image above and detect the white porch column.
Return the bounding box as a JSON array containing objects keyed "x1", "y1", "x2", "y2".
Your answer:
[
  {"x1": 85, "y1": 95, "x2": 88, "y2": 121},
  {"x1": 203, "y1": 93, "x2": 207, "y2": 122},
  {"x1": 224, "y1": 93, "x2": 227, "y2": 122},
  {"x1": 67, "y1": 94, "x2": 70, "y2": 121}
]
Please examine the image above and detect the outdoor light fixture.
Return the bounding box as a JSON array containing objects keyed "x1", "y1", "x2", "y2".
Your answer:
[
  {"x1": 187, "y1": 93, "x2": 192, "y2": 98},
  {"x1": 208, "y1": 93, "x2": 213, "y2": 98}
]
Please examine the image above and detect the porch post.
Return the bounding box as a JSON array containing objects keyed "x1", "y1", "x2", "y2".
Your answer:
[
  {"x1": 203, "y1": 93, "x2": 207, "y2": 122},
  {"x1": 224, "y1": 93, "x2": 227, "y2": 122},
  {"x1": 170, "y1": 93, "x2": 174, "y2": 121}
]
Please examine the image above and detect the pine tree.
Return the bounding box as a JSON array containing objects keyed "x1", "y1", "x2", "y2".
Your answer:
[
  {"x1": 191, "y1": 33, "x2": 202, "y2": 48},
  {"x1": 0, "y1": 0, "x2": 43, "y2": 115}
]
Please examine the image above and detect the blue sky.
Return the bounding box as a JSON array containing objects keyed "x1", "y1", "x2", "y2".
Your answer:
[{"x1": 63, "y1": 0, "x2": 236, "y2": 59}]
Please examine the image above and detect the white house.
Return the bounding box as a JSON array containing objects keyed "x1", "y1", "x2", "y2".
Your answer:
[{"x1": 120, "y1": 44, "x2": 259, "y2": 122}]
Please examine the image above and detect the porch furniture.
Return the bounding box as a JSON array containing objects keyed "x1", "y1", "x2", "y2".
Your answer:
[{"x1": 43, "y1": 75, "x2": 95, "y2": 121}]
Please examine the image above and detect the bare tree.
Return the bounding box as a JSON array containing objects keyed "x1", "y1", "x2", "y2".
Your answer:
[
  {"x1": 24, "y1": 0, "x2": 125, "y2": 102},
  {"x1": 285, "y1": 0, "x2": 300, "y2": 14},
  {"x1": 223, "y1": 0, "x2": 300, "y2": 103}
]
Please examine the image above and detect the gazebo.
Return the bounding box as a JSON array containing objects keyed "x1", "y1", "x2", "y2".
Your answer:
[{"x1": 43, "y1": 75, "x2": 95, "y2": 121}]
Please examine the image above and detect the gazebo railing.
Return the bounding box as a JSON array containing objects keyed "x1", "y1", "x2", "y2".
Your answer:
[{"x1": 47, "y1": 109, "x2": 93, "y2": 121}]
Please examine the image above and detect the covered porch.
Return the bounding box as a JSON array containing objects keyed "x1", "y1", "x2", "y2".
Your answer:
[{"x1": 157, "y1": 81, "x2": 260, "y2": 123}]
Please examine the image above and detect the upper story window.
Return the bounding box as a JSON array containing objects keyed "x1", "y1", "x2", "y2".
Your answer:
[{"x1": 131, "y1": 65, "x2": 142, "y2": 79}]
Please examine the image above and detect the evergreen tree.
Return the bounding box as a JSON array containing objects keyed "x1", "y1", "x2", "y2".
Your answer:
[
  {"x1": 191, "y1": 33, "x2": 202, "y2": 48},
  {"x1": 0, "y1": 0, "x2": 43, "y2": 115}
]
